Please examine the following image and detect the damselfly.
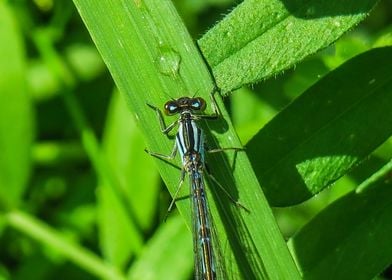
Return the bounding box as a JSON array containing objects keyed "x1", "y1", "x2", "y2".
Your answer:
[{"x1": 146, "y1": 92, "x2": 247, "y2": 280}]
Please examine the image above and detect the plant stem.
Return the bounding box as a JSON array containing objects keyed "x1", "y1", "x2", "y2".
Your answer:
[
  {"x1": 5, "y1": 210, "x2": 126, "y2": 280},
  {"x1": 356, "y1": 158, "x2": 392, "y2": 193}
]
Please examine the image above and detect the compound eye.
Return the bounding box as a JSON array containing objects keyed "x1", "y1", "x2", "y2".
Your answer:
[
  {"x1": 164, "y1": 101, "x2": 178, "y2": 115},
  {"x1": 191, "y1": 97, "x2": 206, "y2": 111}
]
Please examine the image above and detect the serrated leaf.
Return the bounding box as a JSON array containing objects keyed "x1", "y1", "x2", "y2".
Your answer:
[
  {"x1": 246, "y1": 47, "x2": 392, "y2": 206},
  {"x1": 198, "y1": 0, "x2": 378, "y2": 92}
]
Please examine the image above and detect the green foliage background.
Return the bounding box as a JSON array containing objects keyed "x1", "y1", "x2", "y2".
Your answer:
[{"x1": 0, "y1": 0, "x2": 391, "y2": 279}]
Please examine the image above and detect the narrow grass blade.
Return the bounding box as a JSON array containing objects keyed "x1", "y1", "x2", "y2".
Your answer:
[
  {"x1": 0, "y1": 2, "x2": 34, "y2": 208},
  {"x1": 103, "y1": 91, "x2": 159, "y2": 232},
  {"x1": 127, "y1": 215, "x2": 193, "y2": 280},
  {"x1": 72, "y1": 0, "x2": 300, "y2": 278},
  {"x1": 97, "y1": 91, "x2": 160, "y2": 267},
  {"x1": 5, "y1": 210, "x2": 126, "y2": 280}
]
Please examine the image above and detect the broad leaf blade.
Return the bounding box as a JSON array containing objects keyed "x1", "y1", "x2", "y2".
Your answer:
[
  {"x1": 246, "y1": 47, "x2": 392, "y2": 206},
  {"x1": 288, "y1": 180, "x2": 392, "y2": 279},
  {"x1": 199, "y1": 0, "x2": 378, "y2": 92}
]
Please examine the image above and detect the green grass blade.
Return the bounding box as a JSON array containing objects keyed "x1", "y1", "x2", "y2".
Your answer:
[
  {"x1": 288, "y1": 179, "x2": 392, "y2": 279},
  {"x1": 246, "y1": 47, "x2": 392, "y2": 206},
  {"x1": 97, "y1": 90, "x2": 160, "y2": 267},
  {"x1": 5, "y1": 210, "x2": 126, "y2": 280},
  {"x1": 198, "y1": 0, "x2": 378, "y2": 92},
  {"x1": 96, "y1": 181, "x2": 142, "y2": 269},
  {"x1": 29, "y1": 13, "x2": 151, "y2": 280},
  {"x1": 356, "y1": 158, "x2": 392, "y2": 193},
  {"x1": 0, "y1": 2, "x2": 34, "y2": 208},
  {"x1": 127, "y1": 215, "x2": 193, "y2": 280},
  {"x1": 72, "y1": 0, "x2": 300, "y2": 278},
  {"x1": 103, "y1": 91, "x2": 159, "y2": 233}
]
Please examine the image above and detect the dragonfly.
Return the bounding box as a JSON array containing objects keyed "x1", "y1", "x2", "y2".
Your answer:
[{"x1": 145, "y1": 91, "x2": 248, "y2": 280}]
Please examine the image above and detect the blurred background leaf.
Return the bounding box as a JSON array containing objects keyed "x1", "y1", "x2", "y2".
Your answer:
[
  {"x1": 98, "y1": 90, "x2": 160, "y2": 268},
  {"x1": 0, "y1": 1, "x2": 34, "y2": 209}
]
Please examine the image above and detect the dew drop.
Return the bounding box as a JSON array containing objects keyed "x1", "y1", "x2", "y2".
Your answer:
[{"x1": 157, "y1": 47, "x2": 181, "y2": 77}]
